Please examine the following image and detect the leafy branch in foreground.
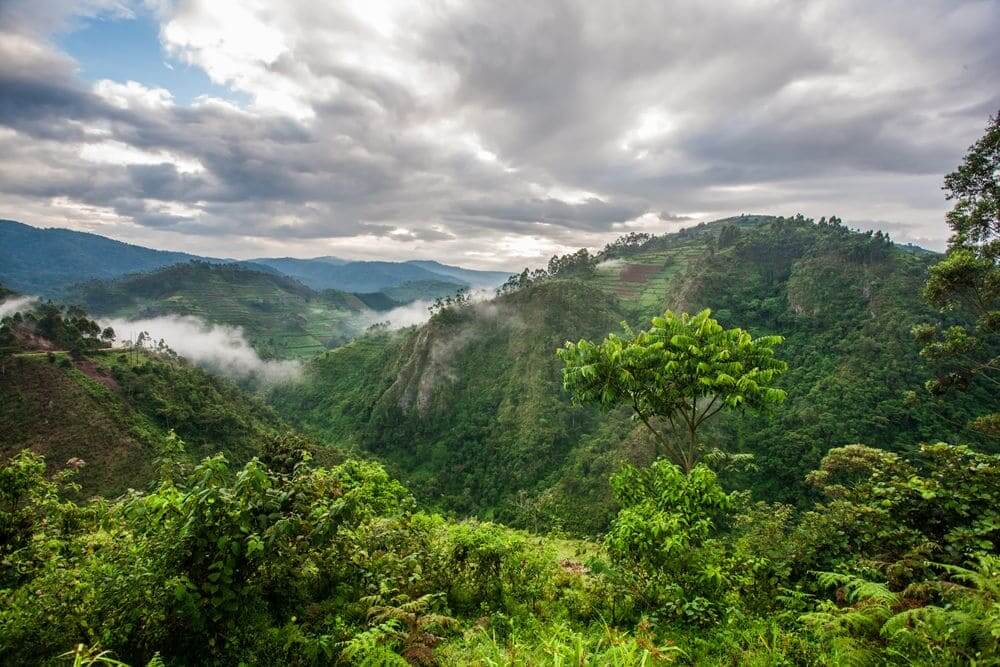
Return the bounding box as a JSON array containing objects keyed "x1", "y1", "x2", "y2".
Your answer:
[
  {"x1": 916, "y1": 109, "x2": 1000, "y2": 438},
  {"x1": 558, "y1": 309, "x2": 787, "y2": 471}
]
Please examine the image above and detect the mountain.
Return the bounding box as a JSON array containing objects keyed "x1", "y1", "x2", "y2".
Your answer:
[
  {"x1": 0, "y1": 218, "x2": 512, "y2": 302},
  {"x1": 404, "y1": 260, "x2": 513, "y2": 287},
  {"x1": 252, "y1": 256, "x2": 512, "y2": 294},
  {"x1": 0, "y1": 349, "x2": 299, "y2": 495},
  {"x1": 67, "y1": 262, "x2": 371, "y2": 360},
  {"x1": 269, "y1": 215, "x2": 995, "y2": 533},
  {"x1": 0, "y1": 219, "x2": 216, "y2": 296},
  {"x1": 251, "y1": 257, "x2": 460, "y2": 293},
  {"x1": 380, "y1": 279, "x2": 472, "y2": 303}
]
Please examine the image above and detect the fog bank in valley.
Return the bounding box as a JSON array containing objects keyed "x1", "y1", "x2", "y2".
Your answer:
[{"x1": 100, "y1": 314, "x2": 301, "y2": 384}]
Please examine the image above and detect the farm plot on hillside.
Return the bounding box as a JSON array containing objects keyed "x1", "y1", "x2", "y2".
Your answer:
[{"x1": 592, "y1": 241, "x2": 704, "y2": 314}]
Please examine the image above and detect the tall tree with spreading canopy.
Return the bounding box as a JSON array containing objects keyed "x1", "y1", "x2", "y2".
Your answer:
[
  {"x1": 914, "y1": 110, "x2": 1000, "y2": 438},
  {"x1": 557, "y1": 309, "x2": 787, "y2": 471}
]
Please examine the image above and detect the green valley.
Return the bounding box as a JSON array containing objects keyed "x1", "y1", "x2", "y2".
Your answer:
[
  {"x1": 68, "y1": 262, "x2": 372, "y2": 360},
  {"x1": 270, "y1": 214, "x2": 993, "y2": 534},
  {"x1": 1, "y1": 87, "x2": 998, "y2": 666}
]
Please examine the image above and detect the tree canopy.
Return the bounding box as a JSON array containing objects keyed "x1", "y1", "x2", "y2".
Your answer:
[
  {"x1": 558, "y1": 309, "x2": 787, "y2": 471},
  {"x1": 916, "y1": 110, "x2": 1000, "y2": 438}
]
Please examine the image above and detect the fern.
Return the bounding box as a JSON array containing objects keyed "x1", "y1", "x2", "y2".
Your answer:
[
  {"x1": 338, "y1": 621, "x2": 407, "y2": 666},
  {"x1": 813, "y1": 571, "x2": 897, "y2": 605}
]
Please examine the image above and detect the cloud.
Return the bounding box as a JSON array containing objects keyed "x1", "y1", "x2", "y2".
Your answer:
[
  {"x1": 365, "y1": 300, "x2": 435, "y2": 330},
  {"x1": 100, "y1": 314, "x2": 301, "y2": 383},
  {"x1": 362, "y1": 288, "x2": 498, "y2": 330},
  {"x1": 0, "y1": 295, "x2": 38, "y2": 318},
  {"x1": 0, "y1": 0, "x2": 997, "y2": 265}
]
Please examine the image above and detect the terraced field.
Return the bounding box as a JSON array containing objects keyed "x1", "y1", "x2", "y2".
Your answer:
[{"x1": 591, "y1": 239, "x2": 706, "y2": 314}]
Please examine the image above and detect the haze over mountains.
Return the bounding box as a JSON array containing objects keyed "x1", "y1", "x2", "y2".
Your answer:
[{"x1": 0, "y1": 219, "x2": 511, "y2": 296}]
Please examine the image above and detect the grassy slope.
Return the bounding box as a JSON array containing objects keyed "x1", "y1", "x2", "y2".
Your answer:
[
  {"x1": 270, "y1": 217, "x2": 995, "y2": 533},
  {"x1": 0, "y1": 350, "x2": 298, "y2": 495},
  {"x1": 70, "y1": 263, "x2": 369, "y2": 360}
]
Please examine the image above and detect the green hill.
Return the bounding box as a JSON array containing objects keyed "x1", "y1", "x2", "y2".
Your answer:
[
  {"x1": 270, "y1": 215, "x2": 994, "y2": 533},
  {"x1": 0, "y1": 348, "x2": 309, "y2": 495},
  {"x1": 404, "y1": 259, "x2": 513, "y2": 286},
  {"x1": 0, "y1": 219, "x2": 217, "y2": 296},
  {"x1": 68, "y1": 262, "x2": 372, "y2": 360},
  {"x1": 252, "y1": 256, "x2": 478, "y2": 293}
]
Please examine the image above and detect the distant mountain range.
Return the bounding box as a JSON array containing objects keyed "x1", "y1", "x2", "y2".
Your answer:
[
  {"x1": 0, "y1": 219, "x2": 512, "y2": 296},
  {"x1": 251, "y1": 256, "x2": 510, "y2": 293},
  {"x1": 0, "y1": 219, "x2": 210, "y2": 296}
]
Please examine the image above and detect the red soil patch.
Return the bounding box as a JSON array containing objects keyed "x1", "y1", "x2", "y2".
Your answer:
[
  {"x1": 559, "y1": 559, "x2": 590, "y2": 576},
  {"x1": 12, "y1": 327, "x2": 56, "y2": 351},
  {"x1": 74, "y1": 359, "x2": 120, "y2": 392},
  {"x1": 620, "y1": 264, "x2": 662, "y2": 283}
]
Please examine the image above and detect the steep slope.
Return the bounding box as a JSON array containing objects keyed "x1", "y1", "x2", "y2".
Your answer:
[
  {"x1": 269, "y1": 280, "x2": 630, "y2": 530},
  {"x1": 0, "y1": 350, "x2": 298, "y2": 495},
  {"x1": 68, "y1": 262, "x2": 370, "y2": 359},
  {"x1": 270, "y1": 216, "x2": 995, "y2": 533},
  {"x1": 0, "y1": 219, "x2": 215, "y2": 296}
]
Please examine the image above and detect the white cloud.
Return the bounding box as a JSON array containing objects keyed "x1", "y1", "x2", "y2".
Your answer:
[
  {"x1": 79, "y1": 140, "x2": 204, "y2": 173},
  {"x1": 93, "y1": 79, "x2": 174, "y2": 110},
  {"x1": 101, "y1": 314, "x2": 301, "y2": 383},
  {"x1": 0, "y1": 0, "x2": 997, "y2": 266},
  {"x1": 0, "y1": 295, "x2": 38, "y2": 318}
]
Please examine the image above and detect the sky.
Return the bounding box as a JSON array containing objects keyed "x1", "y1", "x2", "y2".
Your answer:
[{"x1": 0, "y1": 1, "x2": 997, "y2": 269}]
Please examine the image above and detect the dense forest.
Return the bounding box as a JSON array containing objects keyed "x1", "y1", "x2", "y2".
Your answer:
[
  {"x1": 270, "y1": 213, "x2": 991, "y2": 532},
  {"x1": 0, "y1": 111, "x2": 998, "y2": 664}
]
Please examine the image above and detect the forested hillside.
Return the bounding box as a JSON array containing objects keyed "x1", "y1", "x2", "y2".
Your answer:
[
  {"x1": 0, "y1": 301, "x2": 320, "y2": 495},
  {"x1": 2, "y1": 112, "x2": 998, "y2": 667},
  {"x1": 68, "y1": 262, "x2": 372, "y2": 360},
  {"x1": 271, "y1": 215, "x2": 993, "y2": 532},
  {"x1": 250, "y1": 256, "x2": 509, "y2": 294},
  {"x1": 0, "y1": 219, "x2": 214, "y2": 296}
]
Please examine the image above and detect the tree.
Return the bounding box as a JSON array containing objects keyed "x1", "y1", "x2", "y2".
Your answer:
[
  {"x1": 717, "y1": 224, "x2": 740, "y2": 248},
  {"x1": 943, "y1": 110, "x2": 1000, "y2": 253},
  {"x1": 557, "y1": 309, "x2": 787, "y2": 471},
  {"x1": 604, "y1": 460, "x2": 737, "y2": 621},
  {"x1": 915, "y1": 110, "x2": 1000, "y2": 437}
]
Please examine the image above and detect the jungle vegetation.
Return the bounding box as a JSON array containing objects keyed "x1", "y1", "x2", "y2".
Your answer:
[{"x1": 0, "y1": 111, "x2": 998, "y2": 664}]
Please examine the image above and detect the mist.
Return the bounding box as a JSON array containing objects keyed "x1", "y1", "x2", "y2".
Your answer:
[
  {"x1": 362, "y1": 289, "x2": 497, "y2": 331},
  {"x1": 596, "y1": 258, "x2": 626, "y2": 271},
  {"x1": 365, "y1": 300, "x2": 435, "y2": 329},
  {"x1": 0, "y1": 295, "x2": 38, "y2": 318},
  {"x1": 99, "y1": 314, "x2": 301, "y2": 384}
]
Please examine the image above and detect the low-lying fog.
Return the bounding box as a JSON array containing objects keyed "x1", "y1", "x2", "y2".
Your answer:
[{"x1": 100, "y1": 315, "x2": 301, "y2": 384}]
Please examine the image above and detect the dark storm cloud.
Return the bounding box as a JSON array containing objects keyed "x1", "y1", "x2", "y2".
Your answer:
[
  {"x1": 454, "y1": 197, "x2": 646, "y2": 232},
  {"x1": 0, "y1": 0, "x2": 997, "y2": 265}
]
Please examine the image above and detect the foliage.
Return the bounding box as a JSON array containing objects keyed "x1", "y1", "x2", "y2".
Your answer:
[
  {"x1": 0, "y1": 451, "x2": 599, "y2": 665},
  {"x1": 802, "y1": 557, "x2": 1000, "y2": 665},
  {"x1": 558, "y1": 309, "x2": 786, "y2": 471},
  {"x1": 793, "y1": 443, "x2": 1000, "y2": 582},
  {"x1": 603, "y1": 461, "x2": 739, "y2": 623},
  {"x1": 0, "y1": 301, "x2": 109, "y2": 357},
  {"x1": 916, "y1": 110, "x2": 1000, "y2": 438}
]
